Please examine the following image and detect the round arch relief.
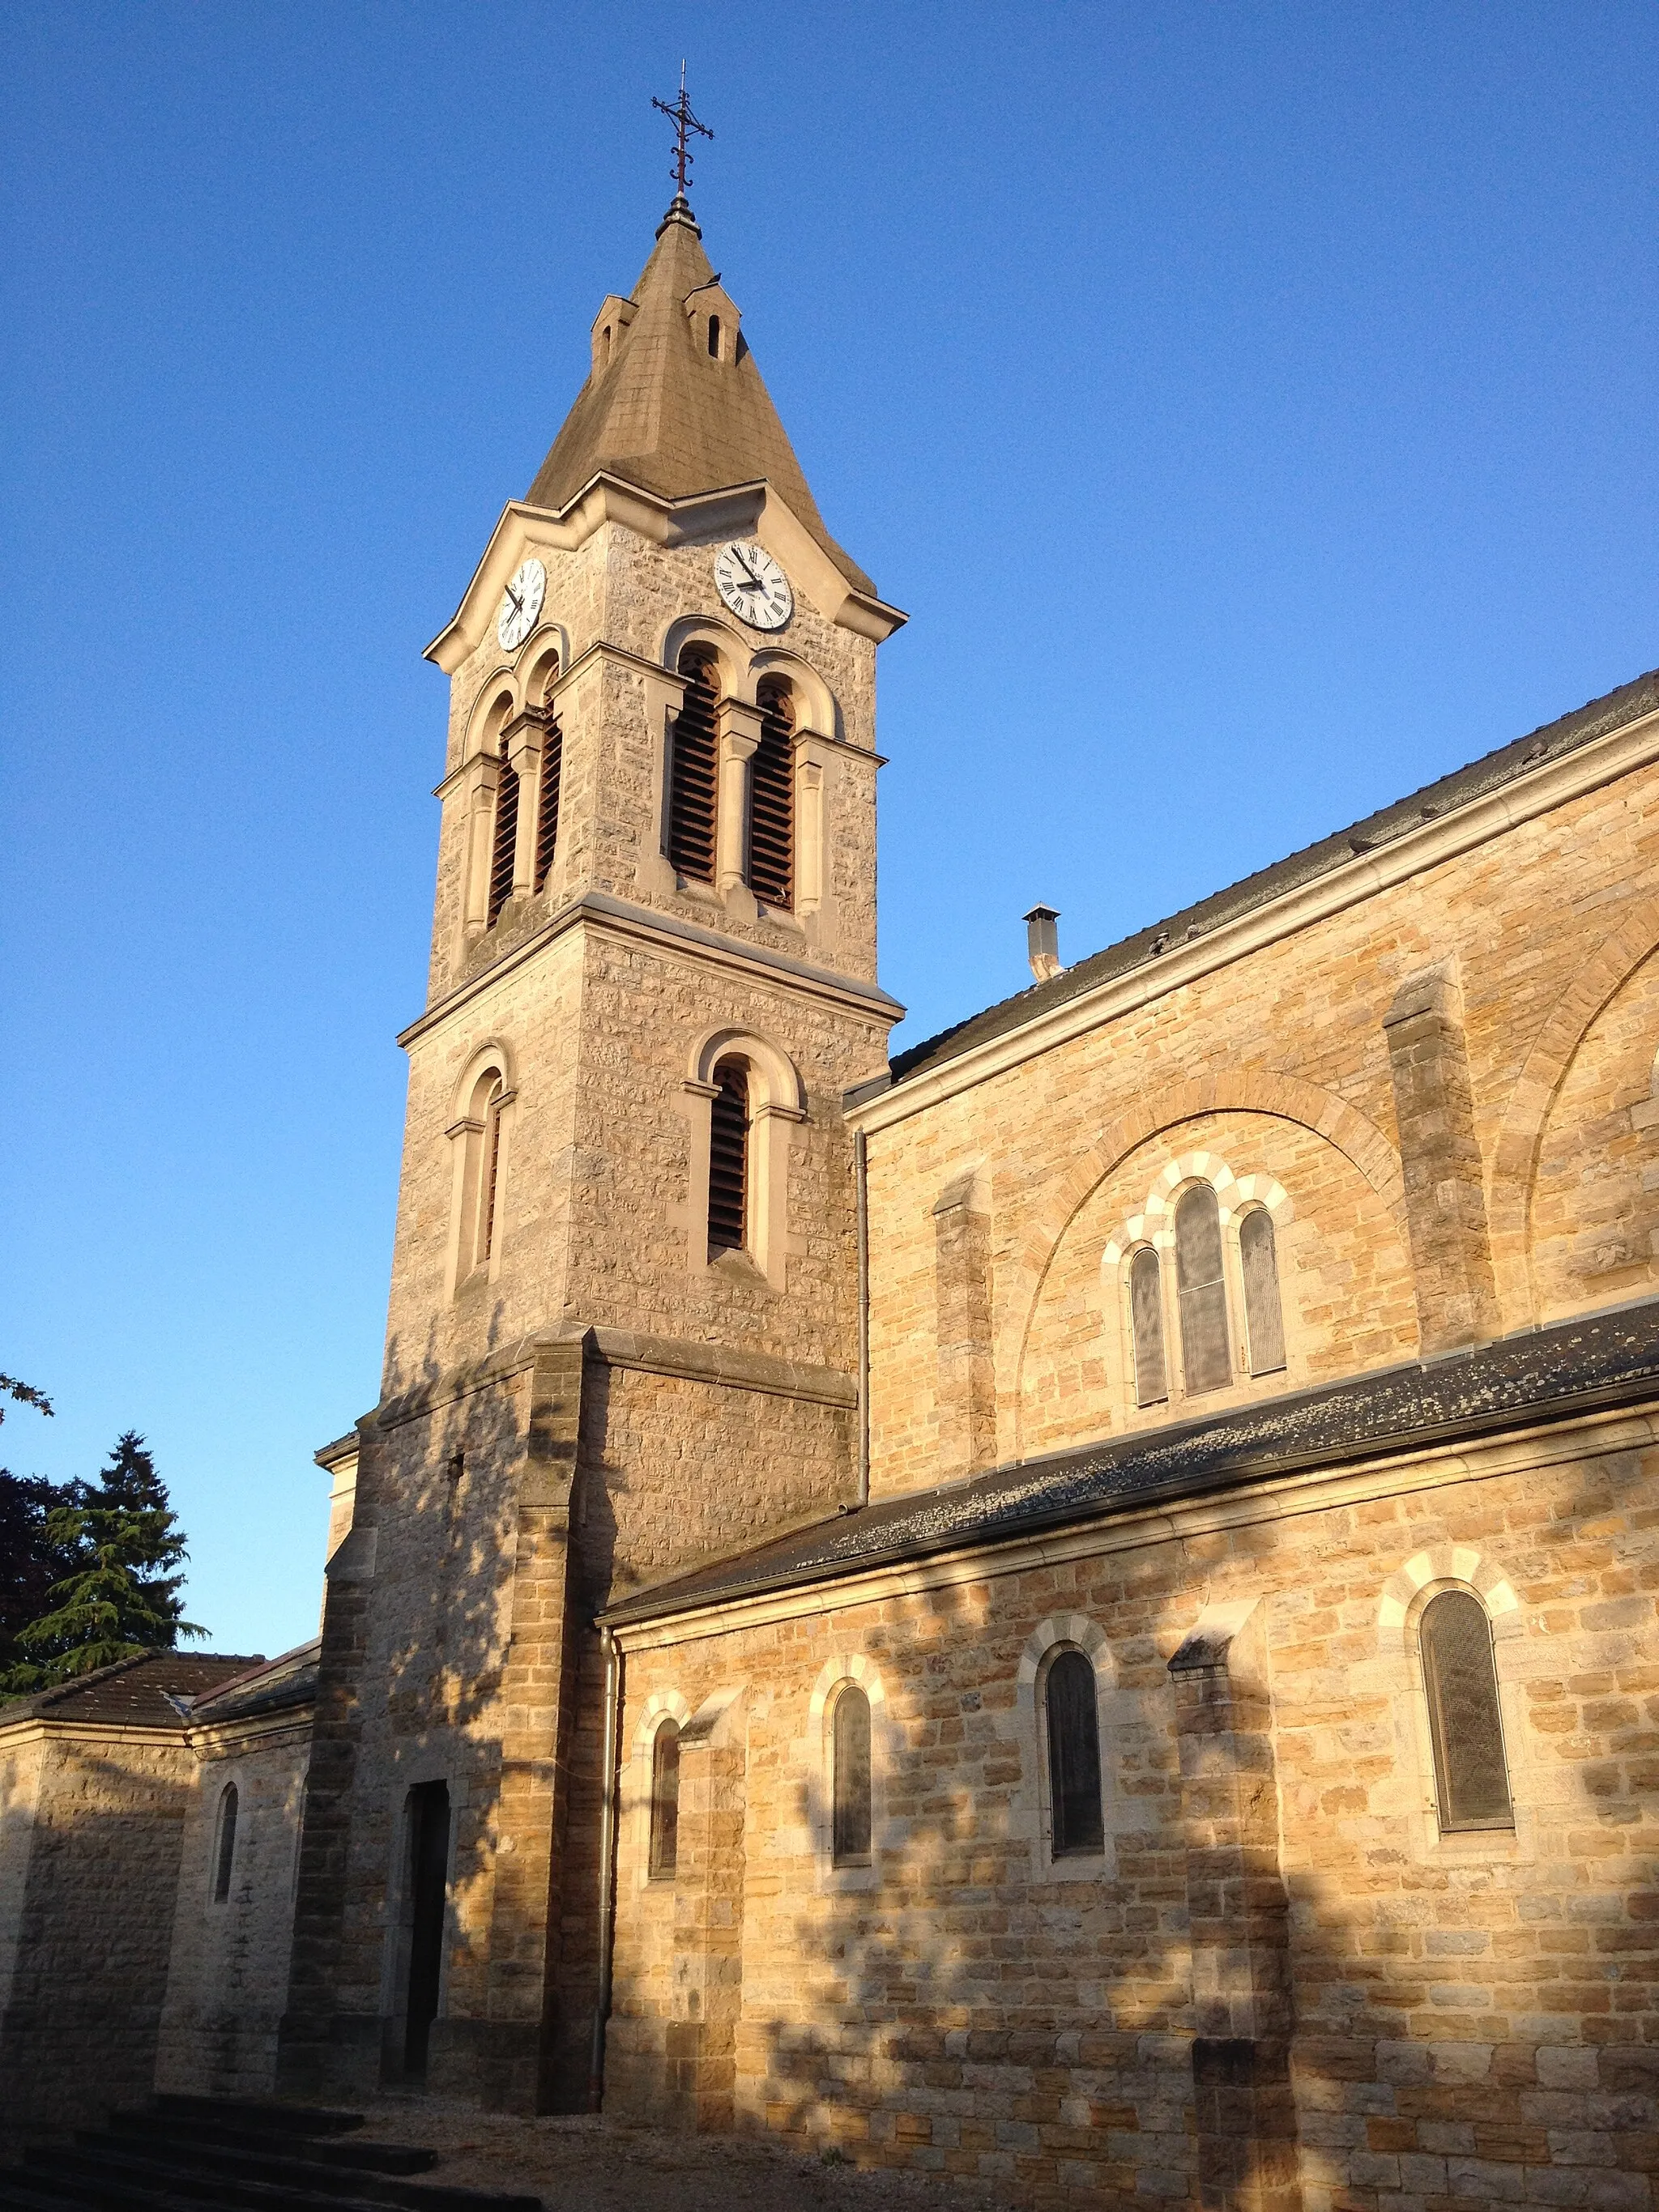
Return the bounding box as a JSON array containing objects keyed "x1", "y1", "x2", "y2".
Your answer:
[
  {"x1": 1376, "y1": 1544, "x2": 1521, "y2": 1653},
  {"x1": 1101, "y1": 1152, "x2": 1292, "y2": 1268}
]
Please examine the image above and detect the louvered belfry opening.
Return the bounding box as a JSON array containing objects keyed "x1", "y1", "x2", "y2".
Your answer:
[
  {"x1": 749, "y1": 678, "x2": 795, "y2": 909},
  {"x1": 668, "y1": 650, "x2": 719, "y2": 882},
  {"x1": 534, "y1": 667, "x2": 562, "y2": 892},
  {"x1": 707, "y1": 1056, "x2": 749, "y2": 1257},
  {"x1": 487, "y1": 731, "x2": 519, "y2": 926}
]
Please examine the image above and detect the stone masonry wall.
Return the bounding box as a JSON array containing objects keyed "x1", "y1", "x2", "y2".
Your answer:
[
  {"x1": 156, "y1": 1721, "x2": 310, "y2": 2099},
  {"x1": 865, "y1": 751, "x2": 1659, "y2": 1496},
  {"x1": 0, "y1": 1729, "x2": 197, "y2": 2129},
  {"x1": 608, "y1": 1421, "x2": 1659, "y2": 2212}
]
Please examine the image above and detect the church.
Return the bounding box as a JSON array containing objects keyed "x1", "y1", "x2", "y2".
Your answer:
[{"x1": 6, "y1": 156, "x2": 1659, "y2": 2212}]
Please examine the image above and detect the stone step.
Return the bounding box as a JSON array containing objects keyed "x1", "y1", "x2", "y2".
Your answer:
[
  {"x1": 29, "y1": 2144, "x2": 398, "y2": 2212},
  {"x1": 0, "y1": 2177, "x2": 104, "y2": 2212},
  {"x1": 36, "y1": 2133, "x2": 537, "y2": 2212},
  {"x1": 109, "y1": 2116, "x2": 435, "y2": 2178},
  {"x1": 152, "y1": 2100, "x2": 364, "y2": 2140}
]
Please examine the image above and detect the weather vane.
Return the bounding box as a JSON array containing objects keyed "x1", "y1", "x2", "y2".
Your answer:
[{"x1": 652, "y1": 62, "x2": 713, "y2": 202}]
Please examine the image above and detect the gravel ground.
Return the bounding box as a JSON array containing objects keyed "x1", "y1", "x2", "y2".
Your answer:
[{"x1": 365, "y1": 2099, "x2": 1017, "y2": 2212}]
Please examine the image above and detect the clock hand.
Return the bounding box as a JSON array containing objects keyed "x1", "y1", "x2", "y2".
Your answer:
[{"x1": 505, "y1": 583, "x2": 525, "y2": 616}]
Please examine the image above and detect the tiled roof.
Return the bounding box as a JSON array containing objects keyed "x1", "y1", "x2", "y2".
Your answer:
[
  {"x1": 0, "y1": 1651, "x2": 264, "y2": 1731},
  {"x1": 603, "y1": 1299, "x2": 1659, "y2": 1625},
  {"x1": 525, "y1": 205, "x2": 876, "y2": 596},
  {"x1": 884, "y1": 666, "x2": 1659, "y2": 1090},
  {"x1": 190, "y1": 1636, "x2": 321, "y2": 1725}
]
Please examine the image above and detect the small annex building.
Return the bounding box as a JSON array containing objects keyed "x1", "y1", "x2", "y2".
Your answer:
[{"x1": 6, "y1": 177, "x2": 1659, "y2": 2212}]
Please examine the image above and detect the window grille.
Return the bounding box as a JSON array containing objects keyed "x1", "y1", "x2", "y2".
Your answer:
[
  {"x1": 1239, "y1": 1208, "x2": 1286, "y2": 1376},
  {"x1": 1175, "y1": 1185, "x2": 1231, "y2": 1395},
  {"x1": 487, "y1": 735, "x2": 519, "y2": 926},
  {"x1": 831, "y1": 1686, "x2": 872, "y2": 1865},
  {"x1": 212, "y1": 1784, "x2": 239, "y2": 1901},
  {"x1": 668, "y1": 653, "x2": 719, "y2": 883},
  {"x1": 1129, "y1": 1247, "x2": 1168, "y2": 1406},
  {"x1": 534, "y1": 692, "x2": 562, "y2": 892},
  {"x1": 1045, "y1": 1649, "x2": 1104, "y2": 1857},
  {"x1": 1420, "y1": 1590, "x2": 1514, "y2": 1832},
  {"x1": 649, "y1": 1720, "x2": 680, "y2": 1877},
  {"x1": 707, "y1": 1059, "x2": 749, "y2": 1256},
  {"x1": 749, "y1": 680, "x2": 795, "y2": 909}
]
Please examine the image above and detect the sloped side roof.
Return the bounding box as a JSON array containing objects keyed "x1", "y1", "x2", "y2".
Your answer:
[
  {"x1": 189, "y1": 1635, "x2": 320, "y2": 1724},
  {"x1": 888, "y1": 665, "x2": 1659, "y2": 1088},
  {"x1": 604, "y1": 1298, "x2": 1659, "y2": 1625},
  {"x1": 0, "y1": 1651, "x2": 263, "y2": 1730},
  {"x1": 526, "y1": 208, "x2": 876, "y2": 597}
]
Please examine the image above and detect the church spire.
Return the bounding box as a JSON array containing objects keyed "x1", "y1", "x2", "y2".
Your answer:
[{"x1": 524, "y1": 91, "x2": 875, "y2": 595}]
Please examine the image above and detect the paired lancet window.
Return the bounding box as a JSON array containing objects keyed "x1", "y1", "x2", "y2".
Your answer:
[
  {"x1": 1420, "y1": 1590, "x2": 1514, "y2": 1833},
  {"x1": 667, "y1": 651, "x2": 797, "y2": 910},
  {"x1": 1128, "y1": 1184, "x2": 1286, "y2": 1409},
  {"x1": 483, "y1": 655, "x2": 563, "y2": 931}
]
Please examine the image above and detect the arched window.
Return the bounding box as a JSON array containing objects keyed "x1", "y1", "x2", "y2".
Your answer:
[
  {"x1": 478, "y1": 1078, "x2": 505, "y2": 1267},
  {"x1": 649, "y1": 1719, "x2": 680, "y2": 1877},
  {"x1": 533, "y1": 664, "x2": 563, "y2": 893},
  {"x1": 487, "y1": 731, "x2": 519, "y2": 927},
  {"x1": 830, "y1": 1686, "x2": 872, "y2": 1867},
  {"x1": 1239, "y1": 1208, "x2": 1286, "y2": 1376},
  {"x1": 749, "y1": 679, "x2": 795, "y2": 910},
  {"x1": 1175, "y1": 1185, "x2": 1231, "y2": 1395},
  {"x1": 707, "y1": 313, "x2": 721, "y2": 359},
  {"x1": 707, "y1": 1057, "x2": 749, "y2": 1257},
  {"x1": 668, "y1": 650, "x2": 719, "y2": 884},
  {"x1": 1129, "y1": 1247, "x2": 1167, "y2": 1407},
  {"x1": 1044, "y1": 1650, "x2": 1104, "y2": 1859},
  {"x1": 212, "y1": 1783, "x2": 239, "y2": 1902},
  {"x1": 1420, "y1": 1590, "x2": 1514, "y2": 1833},
  {"x1": 455, "y1": 1068, "x2": 507, "y2": 1283}
]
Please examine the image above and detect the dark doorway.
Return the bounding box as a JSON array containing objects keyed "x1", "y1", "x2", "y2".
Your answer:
[{"x1": 403, "y1": 1781, "x2": 450, "y2": 2079}]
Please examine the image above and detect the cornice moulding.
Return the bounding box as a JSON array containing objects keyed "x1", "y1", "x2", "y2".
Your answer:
[{"x1": 852, "y1": 705, "x2": 1659, "y2": 1135}]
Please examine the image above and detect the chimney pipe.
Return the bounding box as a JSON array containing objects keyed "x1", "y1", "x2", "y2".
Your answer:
[{"x1": 1024, "y1": 904, "x2": 1061, "y2": 983}]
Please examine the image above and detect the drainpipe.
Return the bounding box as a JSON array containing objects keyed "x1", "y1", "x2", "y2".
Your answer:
[
  {"x1": 588, "y1": 1623, "x2": 622, "y2": 2111},
  {"x1": 855, "y1": 1126, "x2": 870, "y2": 1508}
]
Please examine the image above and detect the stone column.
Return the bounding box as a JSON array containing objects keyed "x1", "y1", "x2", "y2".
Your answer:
[
  {"x1": 933, "y1": 1167, "x2": 996, "y2": 1474},
  {"x1": 665, "y1": 1688, "x2": 747, "y2": 2132},
  {"x1": 1383, "y1": 962, "x2": 1499, "y2": 1353},
  {"x1": 505, "y1": 705, "x2": 549, "y2": 898},
  {"x1": 1169, "y1": 1599, "x2": 1302, "y2": 2212}
]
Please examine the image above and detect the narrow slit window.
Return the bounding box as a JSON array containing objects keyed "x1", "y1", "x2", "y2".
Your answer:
[
  {"x1": 487, "y1": 734, "x2": 519, "y2": 926},
  {"x1": 1421, "y1": 1591, "x2": 1514, "y2": 1833},
  {"x1": 707, "y1": 1058, "x2": 749, "y2": 1257},
  {"x1": 1045, "y1": 1650, "x2": 1104, "y2": 1858},
  {"x1": 649, "y1": 1720, "x2": 680, "y2": 1877},
  {"x1": 748, "y1": 680, "x2": 795, "y2": 910},
  {"x1": 212, "y1": 1783, "x2": 239, "y2": 1902},
  {"x1": 1175, "y1": 1185, "x2": 1231, "y2": 1395},
  {"x1": 667, "y1": 652, "x2": 719, "y2": 883},
  {"x1": 533, "y1": 705, "x2": 563, "y2": 892},
  {"x1": 1129, "y1": 1247, "x2": 1167, "y2": 1407},
  {"x1": 707, "y1": 313, "x2": 721, "y2": 358},
  {"x1": 479, "y1": 1079, "x2": 505, "y2": 1267},
  {"x1": 1239, "y1": 1208, "x2": 1286, "y2": 1376},
  {"x1": 831, "y1": 1686, "x2": 872, "y2": 1866}
]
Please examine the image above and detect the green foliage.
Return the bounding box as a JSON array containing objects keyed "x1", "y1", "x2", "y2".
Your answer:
[
  {"x1": 0, "y1": 1372, "x2": 53, "y2": 1423},
  {"x1": 0, "y1": 1431, "x2": 203, "y2": 1698}
]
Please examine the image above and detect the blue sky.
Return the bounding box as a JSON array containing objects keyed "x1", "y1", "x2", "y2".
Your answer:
[{"x1": 2, "y1": 2, "x2": 1656, "y2": 1660}]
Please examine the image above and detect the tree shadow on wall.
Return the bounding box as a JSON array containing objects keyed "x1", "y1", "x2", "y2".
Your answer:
[{"x1": 706, "y1": 1441, "x2": 1659, "y2": 2210}]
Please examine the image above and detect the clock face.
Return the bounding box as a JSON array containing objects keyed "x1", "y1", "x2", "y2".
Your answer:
[
  {"x1": 714, "y1": 541, "x2": 792, "y2": 631},
  {"x1": 497, "y1": 557, "x2": 546, "y2": 650}
]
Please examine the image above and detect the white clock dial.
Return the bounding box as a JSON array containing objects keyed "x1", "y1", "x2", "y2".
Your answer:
[
  {"x1": 497, "y1": 557, "x2": 546, "y2": 650},
  {"x1": 714, "y1": 541, "x2": 792, "y2": 632}
]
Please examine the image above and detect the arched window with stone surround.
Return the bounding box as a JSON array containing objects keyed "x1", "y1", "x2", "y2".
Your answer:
[
  {"x1": 667, "y1": 649, "x2": 719, "y2": 883},
  {"x1": 532, "y1": 657, "x2": 563, "y2": 893},
  {"x1": 1420, "y1": 1589, "x2": 1514, "y2": 1833},
  {"x1": 211, "y1": 1782, "x2": 239, "y2": 1902},
  {"x1": 830, "y1": 1685, "x2": 872, "y2": 1867},
  {"x1": 1239, "y1": 1206, "x2": 1286, "y2": 1377},
  {"x1": 452, "y1": 1063, "x2": 510, "y2": 1287},
  {"x1": 1129, "y1": 1247, "x2": 1168, "y2": 1407},
  {"x1": 1175, "y1": 1183, "x2": 1231, "y2": 1395},
  {"x1": 748, "y1": 677, "x2": 795, "y2": 910},
  {"x1": 648, "y1": 1719, "x2": 680, "y2": 1877},
  {"x1": 706, "y1": 1057, "x2": 750, "y2": 1258},
  {"x1": 1043, "y1": 1649, "x2": 1104, "y2": 1859}
]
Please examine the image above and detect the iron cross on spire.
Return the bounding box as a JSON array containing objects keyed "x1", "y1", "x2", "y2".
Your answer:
[{"x1": 652, "y1": 63, "x2": 713, "y2": 201}]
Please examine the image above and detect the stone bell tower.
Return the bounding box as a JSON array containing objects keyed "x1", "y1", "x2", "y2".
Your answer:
[{"x1": 277, "y1": 174, "x2": 905, "y2": 2112}]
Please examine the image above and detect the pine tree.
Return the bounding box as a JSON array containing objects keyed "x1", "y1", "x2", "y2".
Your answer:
[
  {"x1": 0, "y1": 1471, "x2": 77, "y2": 1675},
  {"x1": 1, "y1": 1431, "x2": 203, "y2": 1694}
]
